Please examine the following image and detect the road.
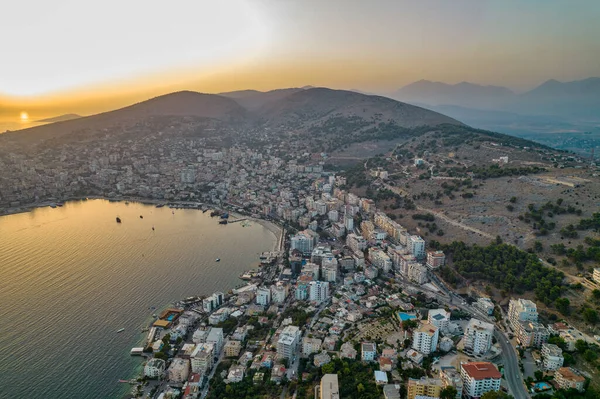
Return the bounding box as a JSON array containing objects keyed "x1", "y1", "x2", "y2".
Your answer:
[{"x1": 398, "y1": 275, "x2": 530, "y2": 399}]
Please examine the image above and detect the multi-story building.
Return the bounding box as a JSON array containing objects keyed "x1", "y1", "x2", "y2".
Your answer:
[
  {"x1": 426, "y1": 251, "x2": 446, "y2": 269},
  {"x1": 290, "y1": 230, "x2": 319, "y2": 256},
  {"x1": 144, "y1": 358, "x2": 166, "y2": 378},
  {"x1": 427, "y1": 309, "x2": 450, "y2": 331},
  {"x1": 412, "y1": 322, "x2": 439, "y2": 355},
  {"x1": 508, "y1": 298, "x2": 538, "y2": 330},
  {"x1": 439, "y1": 367, "x2": 463, "y2": 399},
  {"x1": 309, "y1": 281, "x2": 330, "y2": 303},
  {"x1": 408, "y1": 235, "x2": 426, "y2": 259},
  {"x1": 460, "y1": 362, "x2": 501, "y2": 399},
  {"x1": 206, "y1": 327, "x2": 224, "y2": 353},
  {"x1": 224, "y1": 340, "x2": 242, "y2": 358},
  {"x1": 167, "y1": 358, "x2": 191, "y2": 383},
  {"x1": 408, "y1": 262, "x2": 428, "y2": 284},
  {"x1": 271, "y1": 284, "x2": 288, "y2": 303},
  {"x1": 320, "y1": 374, "x2": 340, "y2": 399},
  {"x1": 322, "y1": 263, "x2": 338, "y2": 282},
  {"x1": 191, "y1": 343, "x2": 215, "y2": 373},
  {"x1": 368, "y1": 247, "x2": 393, "y2": 272},
  {"x1": 593, "y1": 268, "x2": 600, "y2": 284},
  {"x1": 554, "y1": 367, "x2": 586, "y2": 392},
  {"x1": 227, "y1": 365, "x2": 246, "y2": 383},
  {"x1": 277, "y1": 325, "x2": 301, "y2": 359},
  {"x1": 361, "y1": 342, "x2": 377, "y2": 362},
  {"x1": 256, "y1": 287, "x2": 271, "y2": 306},
  {"x1": 302, "y1": 337, "x2": 322, "y2": 357},
  {"x1": 407, "y1": 377, "x2": 443, "y2": 399},
  {"x1": 516, "y1": 321, "x2": 549, "y2": 348},
  {"x1": 303, "y1": 262, "x2": 320, "y2": 280},
  {"x1": 541, "y1": 343, "x2": 564, "y2": 370},
  {"x1": 475, "y1": 298, "x2": 495, "y2": 315},
  {"x1": 463, "y1": 318, "x2": 495, "y2": 355}
]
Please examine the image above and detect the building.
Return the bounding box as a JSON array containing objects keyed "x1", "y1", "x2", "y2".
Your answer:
[
  {"x1": 463, "y1": 318, "x2": 495, "y2": 355},
  {"x1": 593, "y1": 268, "x2": 600, "y2": 284},
  {"x1": 314, "y1": 351, "x2": 332, "y2": 367},
  {"x1": 383, "y1": 385, "x2": 401, "y2": 399},
  {"x1": 290, "y1": 230, "x2": 319, "y2": 256},
  {"x1": 167, "y1": 358, "x2": 190, "y2": 383},
  {"x1": 302, "y1": 337, "x2": 322, "y2": 357},
  {"x1": 340, "y1": 342, "x2": 357, "y2": 359},
  {"x1": 309, "y1": 281, "x2": 330, "y2": 303},
  {"x1": 541, "y1": 343, "x2": 564, "y2": 370},
  {"x1": 361, "y1": 342, "x2": 377, "y2": 361},
  {"x1": 407, "y1": 378, "x2": 443, "y2": 399},
  {"x1": 144, "y1": 358, "x2": 166, "y2": 378},
  {"x1": 412, "y1": 322, "x2": 439, "y2": 355},
  {"x1": 427, "y1": 309, "x2": 450, "y2": 331},
  {"x1": 408, "y1": 235, "x2": 426, "y2": 259},
  {"x1": 256, "y1": 287, "x2": 271, "y2": 306},
  {"x1": 224, "y1": 340, "x2": 242, "y2": 358},
  {"x1": 508, "y1": 298, "x2": 538, "y2": 330},
  {"x1": 554, "y1": 367, "x2": 586, "y2": 392},
  {"x1": 475, "y1": 298, "x2": 495, "y2": 315},
  {"x1": 408, "y1": 262, "x2": 428, "y2": 284},
  {"x1": 320, "y1": 374, "x2": 340, "y2": 399},
  {"x1": 439, "y1": 337, "x2": 454, "y2": 352},
  {"x1": 277, "y1": 325, "x2": 301, "y2": 359},
  {"x1": 426, "y1": 251, "x2": 445, "y2": 269},
  {"x1": 516, "y1": 321, "x2": 549, "y2": 348},
  {"x1": 346, "y1": 233, "x2": 367, "y2": 254},
  {"x1": 227, "y1": 365, "x2": 246, "y2": 383},
  {"x1": 322, "y1": 263, "x2": 338, "y2": 282},
  {"x1": 206, "y1": 327, "x2": 224, "y2": 353},
  {"x1": 440, "y1": 367, "x2": 463, "y2": 399},
  {"x1": 191, "y1": 343, "x2": 215, "y2": 373},
  {"x1": 374, "y1": 370, "x2": 389, "y2": 385},
  {"x1": 460, "y1": 362, "x2": 501, "y2": 399},
  {"x1": 271, "y1": 284, "x2": 288, "y2": 303}
]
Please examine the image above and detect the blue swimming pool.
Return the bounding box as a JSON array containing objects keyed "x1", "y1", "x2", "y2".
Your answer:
[
  {"x1": 534, "y1": 382, "x2": 551, "y2": 391},
  {"x1": 166, "y1": 314, "x2": 175, "y2": 321},
  {"x1": 398, "y1": 312, "x2": 417, "y2": 321}
]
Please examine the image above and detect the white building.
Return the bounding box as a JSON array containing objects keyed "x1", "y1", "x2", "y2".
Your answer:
[
  {"x1": 206, "y1": 328, "x2": 224, "y2": 354},
  {"x1": 508, "y1": 298, "x2": 538, "y2": 330},
  {"x1": 412, "y1": 322, "x2": 439, "y2": 355},
  {"x1": 291, "y1": 230, "x2": 319, "y2": 256},
  {"x1": 542, "y1": 343, "x2": 564, "y2": 371},
  {"x1": 346, "y1": 233, "x2": 367, "y2": 254},
  {"x1": 322, "y1": 263, "x2": 338, "y2": 282},
  {"x1": 475, "y1": 298, "x2": 495, "y2": 315},
  {"x1": 191, "y1": 343, "x2": 215, "y2": 373},
  {"x1": 460, "y1": 362, "x2": 501, "y2": 399},
  {"x1": 309, "y1": 281, "x2": 330, "y2": 303},
  {"x1": 463, "y1": 319, "x2": 495, "y2": 355},
  {"x1": 227, "y1": 365, "x2": 246, "y2": 383},
  {"x1": 408, "y1": 235, "x2": 426, "y2": 259},
  {"x1": 256, "y1": 287, "x2": 271, "y2": 306},
  {"x1": 427, "y1": 309, "x2": 450, "y2": 331},
  {"x1": 271, "y1": 284, "x2": 288, "y2": 303},
  {"x1": 408, "y1": 262, "x2": 429, "y2": 284},
  {"x1": 277, "y1": 325, "x2": 301, "y2": 359},
  {"x1": 320, "y1": 374, "x2": 340, "y2": 399},
  {"x1": 144, "y1": 358, "x2": 166, "y2": 378}
]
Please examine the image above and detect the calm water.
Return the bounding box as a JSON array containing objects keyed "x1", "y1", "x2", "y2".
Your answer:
[{"x1": 0, "y1": 200, "x2": 276, "y2": 399}]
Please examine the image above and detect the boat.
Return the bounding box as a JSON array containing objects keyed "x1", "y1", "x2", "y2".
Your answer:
[
  {"x1": 49, "y1": 203, "x2": 57, "y2": 208},
  {"x1": 220, "y1": 212, "x2": 229, "y2": 219},
  {"x1": 215, "y1": 258, "x2": 221, "y2": 262},
  {"x1": 139, "y1": 215, "x2": 143, "y2": 219},
  {"x1": 56, "y1": 202, "x2": 64, "y2": 207},
  {"x1": 219, "y1": 220, "x2": 228, "y2": 225},
  {"x1": 116, "y1": 217, "x2": 122, "y2": 223},
  {"x1": 156, "y1": 204, "x2": 164, "y2": 208},
  {"x1": 116, "y1": 328, "x2": 125, "y2": 333},
  {"x1": 152, "y1": 226, "x2": 155, "y2": 231}
]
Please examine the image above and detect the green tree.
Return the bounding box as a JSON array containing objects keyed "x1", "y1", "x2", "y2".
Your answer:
[
  {"x1": 555, "y1": 297, "x2": 571, "y2": 315},
  {"x1": 534, "y1": 370, "x2": 544, "y2": 381},
  {"x1": 583, "y1": 349, "x2": 598, "y2": 363},
  {"x1": 481, "y1": 392, "x2": 513, "y2": 399},
  {"x1": 592, "y1": 289, "x2": 600, "y2": 300},
  {"x1": 583, "y1": 309, "x2": 599, "y2": 325},
  {"x1": 440, "y1": 386, "x2": 458, "y2": 399}
]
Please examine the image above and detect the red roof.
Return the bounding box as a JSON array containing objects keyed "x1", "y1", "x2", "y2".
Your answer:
[{"x1": 461, "y1": 362, "x2": 501, "y2": 379}]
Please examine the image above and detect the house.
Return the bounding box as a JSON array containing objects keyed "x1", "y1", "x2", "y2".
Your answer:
[
  {"x1": 374, "y1": 370, "x2": 389, "y2": 385},
  {"x1": 361, "y1": 342, "x2": 377, "y2": 362},
  {"x1": 340, "y1": 342, "x2": 357, "y2": 359},
  {"x1": 314, "y1": 351, "x2": 332, "y2": 367},
  {"x1": 554, "y1": 367, "x2": 586, "y2": 392},
  {"x1": 379, "y1": 357, "x2": 393, "y2": 371},
  {"x1": 460, "y1": 362, "x2": 501, "y2": 399},
  {"x1": 227, "y1": 365, "x2": 245, "y2": 383}
]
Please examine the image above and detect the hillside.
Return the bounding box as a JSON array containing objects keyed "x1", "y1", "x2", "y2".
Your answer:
[
  {"x1": 220, "y1": 88, "x2": 304, "y2": 111},
  {"x1": 36, "y1": 114, "x2": 82, "y2": 123}
]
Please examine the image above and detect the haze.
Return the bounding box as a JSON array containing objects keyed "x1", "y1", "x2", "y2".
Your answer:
[{"x1": 2, "y1": 0, "x2": 600, "y2": 118}]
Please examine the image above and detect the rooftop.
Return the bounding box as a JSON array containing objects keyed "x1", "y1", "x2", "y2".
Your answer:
[{"x1": 461, "y1": 362, "x2": 501, "y2": 379}]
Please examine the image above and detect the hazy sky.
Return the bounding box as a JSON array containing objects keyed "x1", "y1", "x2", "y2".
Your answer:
[{"x1": 1, "y1": 0, "x2": 599, "y2": 114}]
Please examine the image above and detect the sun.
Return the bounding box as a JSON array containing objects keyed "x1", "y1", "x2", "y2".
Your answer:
[{"x1": 20, "y1": 111, "x2": 29, "y2": 122}]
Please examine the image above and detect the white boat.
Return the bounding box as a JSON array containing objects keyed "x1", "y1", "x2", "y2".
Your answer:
[{"x1": 116, "y1": 328, "x2": 125, "y2": 333}]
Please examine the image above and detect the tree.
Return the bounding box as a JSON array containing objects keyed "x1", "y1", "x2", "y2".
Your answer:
[
  {"x1": 592, "y1": 289, "x2": 600, "y2": 300},
  {"x1": 555, "y1": 297, "x2": 571, "y2": 315},
  {"x1": 440, "y1": 386, "x2": 458, "y2": 399},
  {"x1": 583, "y1": 308, "x2": 599, "y2": 325},
  {"x1": 481, "y1": 392, "x2": 513, "y2": 399},
  {"x1": 534, "y1": 370, "x2": 544, "y2": 381},
  {"x1": 583, "y1": 349, "x2": 598, "y2": 363}
]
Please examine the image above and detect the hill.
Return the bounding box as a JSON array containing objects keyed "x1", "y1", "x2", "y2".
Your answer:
[
  {"x1": 36, "y1": 114, "x2": 82, "y2": 123},
  {"x1": 220, "y1": 88, "x2": 304, "y2": 111},
  {"x1": 1, "y1": 91, "x2": 246, "y2": 145}
]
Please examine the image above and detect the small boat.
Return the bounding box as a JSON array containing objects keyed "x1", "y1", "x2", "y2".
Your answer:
[
  {"x1": 56, "y1": 202, "x2": 64, "y2": 207},
  {"x1": 152, "y1": 226, "x2": 155, "y2": 231},
  {"x1": 172, "y1": 210, "x2": 175, "y2": 215},
  {"x1": 140, "y1": 215, "x2": 143, "y2": 219},
  {"x1": 49, "y1": 203, "x2": 57, "y2": 208},
  {"x1": 152, "y1": 313, "x2": 157, "y2": 318},
  {"x1": 219, "y1": 220, "x2": 228, "y2": 225},
  {"x1": 156, "y1": 204, "x2": 164, "y2": 208},
  {"x1": 116, "y1": 328, "x2": 125, "y2": 333},
  {"x1": 220, "y1": 212, "x2": 229, "y2": 219},
  {"x1": 215, "y1": 258, "x2": 221, "y2": 262},
  {"x1": 116, "y1": 217, "x2": 122, "y2": 223}
]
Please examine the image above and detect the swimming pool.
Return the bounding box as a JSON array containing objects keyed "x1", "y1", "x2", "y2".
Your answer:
[
  {"x1": 534, "y1": 382, "x2": 551, "y2": 391},
  {"x1": 398, "y1": 312, "x2": 417, "y2": 321}
]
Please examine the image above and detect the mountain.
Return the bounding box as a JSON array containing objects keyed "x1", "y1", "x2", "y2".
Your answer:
[
  {"x1": 1, "y1": 91, "x2": 246, "y2": 145},
  {"x1": 257, "y1": 87, "x2": 462, "y2": 128},
  {"x1": 392, "y1": 80, "x2": 515, "y2": 109},
  {"x1": 220, "y1": 88, "x2": 304, "y2": 111},
  {"x1": 36, "y1": 114, "x2": 82, "y2": 123}
]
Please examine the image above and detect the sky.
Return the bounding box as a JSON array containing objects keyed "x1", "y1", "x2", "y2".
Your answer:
[{"x1": 1, "y1": 0, "x2": 599, "y2": 118}]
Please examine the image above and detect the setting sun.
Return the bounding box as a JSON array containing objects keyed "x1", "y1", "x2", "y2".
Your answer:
[{"x1": 20, "y1": 111, "x2": 29, "y2": 121}]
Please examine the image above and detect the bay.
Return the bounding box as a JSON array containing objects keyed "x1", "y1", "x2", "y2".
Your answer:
[{"x1": 0, "y1": 199, "x2": 277, "y2": 398}]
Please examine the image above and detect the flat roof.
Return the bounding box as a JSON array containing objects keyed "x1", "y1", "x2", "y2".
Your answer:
[{"x1": 461, "y1": 362, "x2": 501, "y2": 379}]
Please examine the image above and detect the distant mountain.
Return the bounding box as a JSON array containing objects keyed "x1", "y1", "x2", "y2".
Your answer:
[
  {"x1": 36, "y1": 114, "x2": 82, "y2": 123},
  {"x1": 257, "y1": 87, "x2": 462, "y2": 128},
  {"x1": 392, "y1": 80, "x2": 515, "y2": 109}
]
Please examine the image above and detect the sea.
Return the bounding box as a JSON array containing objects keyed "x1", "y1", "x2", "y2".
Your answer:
[{"x1": 0, "y1": 199, "x2": 277, "y2": 399}]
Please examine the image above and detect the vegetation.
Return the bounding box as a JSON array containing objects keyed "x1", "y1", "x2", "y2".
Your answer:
[{"x1": 442, "y1": 241, "x2": 565, "y2": 304}]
